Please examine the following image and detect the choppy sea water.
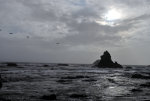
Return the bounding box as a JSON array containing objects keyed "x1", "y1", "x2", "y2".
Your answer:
[{"x1": 0, "y1": 63, "x2": 150, "y2": 101}]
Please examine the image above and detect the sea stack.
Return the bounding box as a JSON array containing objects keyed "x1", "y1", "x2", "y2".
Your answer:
[{"x1": 96, "y1": 50, "x2": 122, "y2": 68}]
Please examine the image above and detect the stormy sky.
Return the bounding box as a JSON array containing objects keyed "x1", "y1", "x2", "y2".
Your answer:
[{"x1": 0, "y1": 0, "x2": 150, "y2": 65}]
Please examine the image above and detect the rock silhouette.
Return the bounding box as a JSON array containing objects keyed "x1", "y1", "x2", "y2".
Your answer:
[
  {"x1": 92, "y1": 59, "x2": 100, "y2": 67},
  {"x1": 96, "y1": 51, "x2": 122, "y2": 68},
  {"x1": 43, "y1": 64, "x2": 49, "y2": 67},
  {"x1": 6, "y1": 63, "x2": 18, "y2": 67},
  {"x1": 57, "y1": 63, "x2": 69, "y2": 66}
]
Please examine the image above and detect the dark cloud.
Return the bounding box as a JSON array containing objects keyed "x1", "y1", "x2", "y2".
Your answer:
[{"x1": 0, "y1": 0, "x2": 150, "y2": 64}]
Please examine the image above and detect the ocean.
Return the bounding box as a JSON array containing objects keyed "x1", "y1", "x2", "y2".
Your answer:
[{"x1": 0, "y1": 63, "x2": 150, "y2": 101}]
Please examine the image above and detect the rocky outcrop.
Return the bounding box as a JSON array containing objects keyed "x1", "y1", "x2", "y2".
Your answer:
[
  {"x1": 92, "y1": 59, "x2": 100, "y2": 67},
  {"x1": 57, "y1": 63, "x2": 69, "y2": 66},
  {"x1": 6, "y1": 63, "x2": 18, "y2": 67},
  {"x1": 96, "y1": 51, "x2": 122, "y2": 68},
  {"x1": 43, "y1": 64, "x2": 49, "y2": 67}
]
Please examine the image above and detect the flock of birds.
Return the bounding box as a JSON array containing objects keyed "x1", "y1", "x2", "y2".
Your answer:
[
  {"x1": 0, "y1": 28, "x2": 60, "y2": 45},
  {"x1": 0, "y1": 28, "x2": 30, "y2": 38}
]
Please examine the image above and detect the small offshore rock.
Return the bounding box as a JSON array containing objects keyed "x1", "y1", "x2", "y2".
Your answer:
[
  {"x1": 95, "y1": 51, "x2": 122, "y2": 68},
  {"x1": 57, "y1": 63, "x2": 69, "y2": 66},
  {"x1": 43, "y1": 64, "x2": 49, "y2": 67},
  {"x1": 6, "y1": 63, "x2": 18, "y2": 67}
]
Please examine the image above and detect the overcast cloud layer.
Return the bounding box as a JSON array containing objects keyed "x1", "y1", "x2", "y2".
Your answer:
[{"x1": 0, "y1": 0, "x2": 150, "y2": 65}]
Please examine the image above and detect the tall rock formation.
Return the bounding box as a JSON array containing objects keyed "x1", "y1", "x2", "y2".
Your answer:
[{"x1": 97, "y1": 51, "x2": 122, "y2": 68}]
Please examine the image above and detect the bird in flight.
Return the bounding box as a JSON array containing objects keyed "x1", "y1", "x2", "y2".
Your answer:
[
  {"x1": 26, "y1": 36, "x2": 30, "y2": 38},
  {"x1": 56, "y1": 42, "x2": 60, "y2": 45},
  {"x1": 9, "y1": 33, "x2": 13, "y2": 34}
]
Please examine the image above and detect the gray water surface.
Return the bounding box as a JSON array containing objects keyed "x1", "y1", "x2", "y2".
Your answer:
[{"x1": 0, "y1": 63, "x2": 150, "y2": 101}]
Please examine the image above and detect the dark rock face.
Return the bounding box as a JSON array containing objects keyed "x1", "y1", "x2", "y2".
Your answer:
[
  {"x1": 6, "y1": 63, "x2": 18, "y2": 67},
  {"x1": 97, "y1": 51, "x2": 122, "y2": 68},
  {"x1": 92, "y1": 59, "x2": 100, "y2": 67},
  {"x1": 43, "y1": 64, "x2": 49, "y2": 67},
  {"x1": 57, "y1": 63, "x2": 69, "y2": 66}
]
